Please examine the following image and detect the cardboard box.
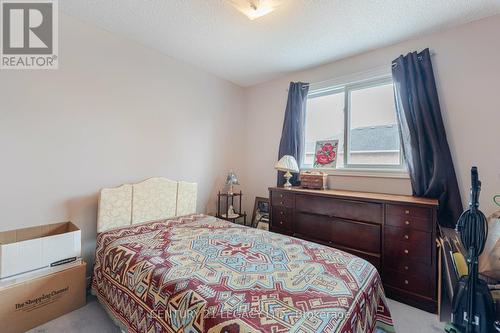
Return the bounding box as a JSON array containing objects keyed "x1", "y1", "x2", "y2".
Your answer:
[
  {"x1": 0, "y1": 258, "x2": 83, "y2": 290},
  {"x1": 0, "y1": 262, "x2": 86, "y2": 333},
  {"x1": 0, "y1": 222, "x2": 81, "y2": 278}
]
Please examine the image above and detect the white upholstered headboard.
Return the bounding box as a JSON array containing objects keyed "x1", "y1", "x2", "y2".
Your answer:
[{"x1": 97, "y1": 177, "x2": 197, "y2": 233}]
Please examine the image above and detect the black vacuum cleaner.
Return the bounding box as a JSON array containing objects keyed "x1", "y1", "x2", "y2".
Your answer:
[{"x1": 445, "y1": 167, "x2": 496, "y2": 333}]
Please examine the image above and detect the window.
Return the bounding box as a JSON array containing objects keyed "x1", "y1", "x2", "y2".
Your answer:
[{"x1": 304, "y1": 76, "x2": 404, "y2": 172}]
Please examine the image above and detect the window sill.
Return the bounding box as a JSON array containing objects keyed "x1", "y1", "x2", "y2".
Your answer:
[{"x1": 300, "y1": 167, "x2": 410, "y2": 179}]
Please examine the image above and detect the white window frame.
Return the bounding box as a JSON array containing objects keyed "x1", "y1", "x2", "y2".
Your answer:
[{"x1": 302, "y1": 68, "x2": 408, "y2": 178}]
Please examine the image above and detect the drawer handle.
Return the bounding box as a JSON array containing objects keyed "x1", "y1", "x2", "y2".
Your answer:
[
  {"x1": 404, "y1": 280, "x2": 409, "y2": 285},
  {"x1": 279, "y1": 221, "x2": 284, "y2": 225},
  {"x1": 404, "y1": 249, "x2": 409, "y2": 254},
  {"x1": 405, "y1": 210, "x2": 410, "y2": 215},
  {"x1": 280, "y1": 211, "x2": 284, "y2": 215},
  {"x1": 280, "y1": 201, "x2": 284, "y2": 205},
  {"x1": 405, "y1": 220, "x2": 410, "y2": 225},
  {"x1": 404, "y1": 265, "x2": 409, "y2": 271},
  {"x1": 404, "y1": 234, "x2": 409, "y2": 240},
  {"x1": 280, "y1": 194, "x2": 283, "y2": 198}
]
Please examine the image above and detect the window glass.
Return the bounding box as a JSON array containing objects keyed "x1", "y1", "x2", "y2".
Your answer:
[
  {"x1": 304, "y1": 91, "x2": 345, "y2": 167},
  {"x1": 303, "y1": 77, "x2": 403, "y2": 170},
  {"x1": 348, "y1": 83, "x2": 400, "y2": 165}
]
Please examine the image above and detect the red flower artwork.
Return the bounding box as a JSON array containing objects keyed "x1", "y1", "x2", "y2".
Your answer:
[{"x1": 314, "y1": 140, "x2": 338, "y2": 168}]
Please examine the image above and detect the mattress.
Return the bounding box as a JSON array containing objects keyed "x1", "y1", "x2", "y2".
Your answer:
[{"x1": 92, "y1": 214, "x2": 394, "y2": 333}]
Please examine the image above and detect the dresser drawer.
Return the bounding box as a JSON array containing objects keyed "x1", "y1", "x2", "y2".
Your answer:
[
  {"x1": 295, "y1": 194, "x2": 383, "y2": 224},
  {"x1": 387, "y1": 204, "x2": 432, "y2": 219},
  {"x1": 294, "y1": 233, "x2": 381, "y2": 270},
  {"x1": 386, "y1": 214, "x2": 432, "y2": 232},
  {"x1": 384, "y1": 255, "x2": 432, "y2": 277},
  {"x1": 294, "y1": 212, "x2": 381, "y2": 254},
  {"x1": 384, "y1": 269, "x2": 433, "y2": 297},
  {"x1": 271, "y1": 191, "x2": 294, "y2": 208},
  {"x1": 384, "y1": 225, "x2": 431, "y2": 244},
  {"x1": 353, "y1": 252, "x2": 381, "y2": 270},
  {"x1": 384, "y1": 239, "x2": 431, "y2": 265},
  {"x1": 271, "y1": 206, "x2": 292, "y2": 231}
]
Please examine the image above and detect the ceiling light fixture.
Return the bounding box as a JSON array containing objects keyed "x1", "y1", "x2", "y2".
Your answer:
[{"x1": 228, "y1": 0, "x2": 280, "y2": 20}]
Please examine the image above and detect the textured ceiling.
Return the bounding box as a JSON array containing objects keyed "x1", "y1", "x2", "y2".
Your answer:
[{"x1": 60, "y1": 0, "x2": 500, "y2": 86}]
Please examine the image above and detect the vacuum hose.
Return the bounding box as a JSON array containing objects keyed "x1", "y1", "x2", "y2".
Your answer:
[
  {"x1": 455, "y1": 166, "x2": 489, "y2": 333},
  {"x1": 456, "y1": 167, "x2": 488, "y2": 257}
]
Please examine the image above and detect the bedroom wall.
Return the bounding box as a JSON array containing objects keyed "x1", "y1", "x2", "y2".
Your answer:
[
  {"x1": 241, "y1": 14, "x2": 500, "y2": 219},
  {"x1": 0, "y1": 14, "x2": 245, "y2": 276}
]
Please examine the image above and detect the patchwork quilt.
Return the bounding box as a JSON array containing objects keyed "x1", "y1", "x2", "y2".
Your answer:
[{"x1": 92, "y1": 215, "x2": 394, "y2": 333}]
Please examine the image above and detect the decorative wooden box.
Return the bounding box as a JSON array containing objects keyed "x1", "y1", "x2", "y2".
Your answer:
[{"x1": 299, "y1": 171, "x2": 328, "y2": 190}]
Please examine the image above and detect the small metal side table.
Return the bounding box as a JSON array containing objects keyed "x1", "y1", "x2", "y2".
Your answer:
[{"x1": 216, "y1": 190, "x2": 247, "y2": 225}]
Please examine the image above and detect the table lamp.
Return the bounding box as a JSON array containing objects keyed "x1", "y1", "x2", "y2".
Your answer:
[
  {"x1": 225, "y1": 171, "x2": 239, "y2": 194},
  {"x1": 275, "y1": 155, "x2": 299, "y2": 188}
]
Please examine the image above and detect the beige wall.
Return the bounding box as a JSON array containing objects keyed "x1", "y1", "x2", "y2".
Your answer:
[
  {"x1": 241, "y1": 14, "x2": 500, "y2": 218},
  {"x1": 0, "y1": 14, "x2": 245, "y2": 276}
]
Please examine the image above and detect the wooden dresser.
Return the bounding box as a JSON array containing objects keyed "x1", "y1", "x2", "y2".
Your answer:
[{"x1": 269, "y1": 186, "x2": 439, "y2": 313}]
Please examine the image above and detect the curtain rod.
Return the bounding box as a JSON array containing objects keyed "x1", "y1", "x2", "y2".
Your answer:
[
  {"x1": 391, "y1": 51, "x2": 436, "y2": 68},
  {"x1": 286, "y1": 64, "x2": 391, "y2": 92},
  {"x1": 285, "y1": 51, "x2": 436, "y2": 91}
]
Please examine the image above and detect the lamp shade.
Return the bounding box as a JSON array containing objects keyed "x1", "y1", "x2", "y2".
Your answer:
[
  {"x1": 225, "y1": 171, "x2": 239, "y2": 185},
  {"x1": 274, "y1": 155, "x2": 299, "y2": 173}
]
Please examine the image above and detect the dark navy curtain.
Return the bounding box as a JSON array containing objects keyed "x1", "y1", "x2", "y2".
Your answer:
[
  {"x1": 392, "y1": 48, "x2": 463, "y2": 227},
  {"x1": 277, "y1": 82, "x2": 309, "y2": 186}
]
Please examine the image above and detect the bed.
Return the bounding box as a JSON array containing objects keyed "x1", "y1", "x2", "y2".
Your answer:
[{"x1": 92, "y1": 178, "x2": 394, "y2": 333}]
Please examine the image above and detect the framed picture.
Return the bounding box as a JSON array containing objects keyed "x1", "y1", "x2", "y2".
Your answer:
[
  {"x1": 251, "y1": 197, "x2": 269, "y2": 229},
  {"x1": 256, "y1": 220, "x2": 269, "y2": 231},
  {"x1": 313, "y1": 140, "x2": 338, "y2": 169}
]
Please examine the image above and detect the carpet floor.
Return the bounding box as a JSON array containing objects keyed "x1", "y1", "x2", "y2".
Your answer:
[{"x1": 27, "y1": 295, "x2": 444, "y2": 333}]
